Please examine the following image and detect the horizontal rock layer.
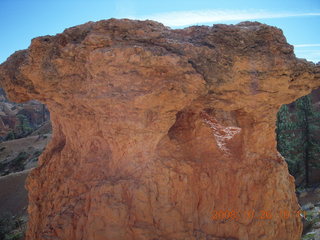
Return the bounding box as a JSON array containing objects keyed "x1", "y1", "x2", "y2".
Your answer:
[{"x1": 1, "y1": 19, "x2": 320, "y2": 240}]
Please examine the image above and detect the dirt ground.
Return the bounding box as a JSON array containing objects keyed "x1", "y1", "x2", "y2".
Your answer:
[
  {"x1": 0, "y1": 134, "x2": 51, "y2": 216},
  {"x1": 0, "y1": 170, "x2": 29, "y2": 216},
  {"x1": 0, "y1": 134, "x2": 51, "y2": 163}
]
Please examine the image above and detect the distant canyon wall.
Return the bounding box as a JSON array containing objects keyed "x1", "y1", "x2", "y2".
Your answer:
[
  {"x1": 1, "y1": 19, "x2": 320, "y2": 240},
  {"x1": 0, "y1": 88, "x2": 49, "y2": 140}
]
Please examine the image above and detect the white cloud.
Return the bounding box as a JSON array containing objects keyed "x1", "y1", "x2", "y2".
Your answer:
[
  {"x1": 139, "y1": 10, "x2": 320, "y2": 27},
  {"x1": 293, "y1": 45, "x2": 320, "y2": 62},
  {"x1": 294, "y1": 50, "x2": 320, "y2": 63},
  {"x1": 294, "y1": 44, "x2": 320, "y2": 47}
]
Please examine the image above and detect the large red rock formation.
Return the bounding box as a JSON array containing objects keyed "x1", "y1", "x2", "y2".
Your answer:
[{"x1": 0, "y1": 19, "x2": 319, "y2": 240}]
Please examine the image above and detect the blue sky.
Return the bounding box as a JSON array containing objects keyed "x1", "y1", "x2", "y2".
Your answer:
[{"x1": 0, "y1": 0, "x2": 319, "y2": 63}]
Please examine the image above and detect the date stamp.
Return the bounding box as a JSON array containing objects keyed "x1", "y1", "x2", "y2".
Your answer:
[{"x1": 211, "y1": 209, "x2": 308, "y2": 221}]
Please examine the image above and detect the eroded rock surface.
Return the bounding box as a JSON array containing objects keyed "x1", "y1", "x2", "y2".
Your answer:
[{"x1": 0, "y1": 19, "x2": 320, "y2": 240}]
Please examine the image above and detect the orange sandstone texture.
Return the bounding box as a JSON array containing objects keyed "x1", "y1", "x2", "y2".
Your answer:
[{"x1": 1, "y1": 19, "x2": 320, "y2": 240}]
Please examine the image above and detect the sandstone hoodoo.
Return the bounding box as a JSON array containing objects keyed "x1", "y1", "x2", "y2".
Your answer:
[{"x1": 0, "y1": 19, "x2": 319, "y2": 240}]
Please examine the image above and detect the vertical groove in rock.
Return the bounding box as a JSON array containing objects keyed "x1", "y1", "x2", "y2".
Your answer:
[{"x1": 1, "y1": 19, "x2": 320, "y2": 240}]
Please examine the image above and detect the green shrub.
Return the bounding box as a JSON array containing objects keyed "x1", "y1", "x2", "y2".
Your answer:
[
  {"x1": 5, "y1": 232, "x2": 23, "y2": 240},
  {"x1": 0, "y1": 162, "x2": 5, "y2": 172},
  {"x1": 33, "y1": 150, "x2": 42, "y2": 157},
  {"x1": 10, "y1": 152, "x2": 29, "y2": 171},
  {"x1": 5, "y1": 131, "x2": 15, "y2": 141},
  {"x1": 0, "y1": 212, "x2": 25, "y2": 240},
  {"x1": 302, "y1": 232, "x2": 316, "y2": 240},
  {"x1": 17, "y1": 114, "x2": 32, "y2": 135},
  {"x1": 0, "y1": 212, "x2": 15, "y2": 239}
]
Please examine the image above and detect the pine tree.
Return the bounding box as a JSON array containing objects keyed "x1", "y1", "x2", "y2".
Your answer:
[
  {"x1": 300, "y1": 96, "x2": 320, "y2": 183},
  {"x1": 295, "y1": 95, "x2": 311, "y2": 186},
  {"x1": 276, "y1": 105, "x2": 305, "y2": 180},
  {"x1": 16, "y1": 114, "x2": 32, "y2": 136},
  {"x1": 277, "y1": 93, "x2": 320, "y2": 187}
]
